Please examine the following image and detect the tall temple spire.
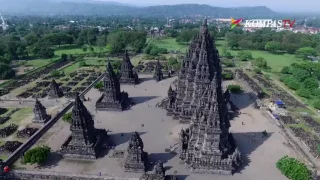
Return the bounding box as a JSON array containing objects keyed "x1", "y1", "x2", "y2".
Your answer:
[
  {"x1": 124, "y1": 131, "x2": 147, "y2": 172},
  {"x1": 119, "y1": 52, "x2": 139, "y2": 85},
  {"x1": 48, "y1": 79, "x2": 63, "y2": 98},
  {"x1": 154, "y1": 60, "x2": 163, "y2": 82},
  {"x1": 96, "y1": 59, "x2": 132, "y2": 111},
  {"x1": 32, "y1": 99, "x2": 51, "y2": 123},
  {"x1": 163, "y1": 19, "x2": 241, "y2": 174},
  {"x1": 60, "y1": 93, "x2": 108, "y2": 159},
  {"x1": 71, "y1": 93, "x2": 97, "y2": 145}
]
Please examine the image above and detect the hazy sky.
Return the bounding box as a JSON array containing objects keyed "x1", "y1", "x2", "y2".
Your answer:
[{"x1": 97, "y1": 0, "x2": 318, "y2": 12}]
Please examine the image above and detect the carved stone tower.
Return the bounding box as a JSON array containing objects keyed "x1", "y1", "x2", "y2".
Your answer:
[
  {"x1": 96, "y1": 60, "x2": 131, "y2": 111},
  {"x1": 48, "y1": 79, "x2": 63, "y2": 98},
  {"x1": 124, "y1": 131, "x2": 148, "y2": 173},
  {"x1": 153, "y1": 60, "x2": 163, "y2": 82},
  {"x1": 60, "y1": 93, "x2": 107, "y2": 159},
  {"x1": 165, "y1": 19, "x2": 242, "y2": 174},
  {"x1": 119, "y1": 52, "x2": 139, "y2": 85},
  {"x1": 32, "y1": 99, "x2": 51, "y2": 123}
]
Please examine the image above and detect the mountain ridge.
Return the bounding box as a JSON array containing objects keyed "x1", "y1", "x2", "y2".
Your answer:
[{"x1": 0, "y1": 0, "x2": 277, "y2": 18}]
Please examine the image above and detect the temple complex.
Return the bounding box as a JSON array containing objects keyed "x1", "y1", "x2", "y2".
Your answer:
[
  {"x1": 60, "y1": 93, "x2": 107, "y2": 159},
  {"x1": 163, "y1": 19, "x2": 242, "y2": 174},
  {"x1": 153, "y1": 60, "x2": 163, "y2": 82},
  {"x1": 124, "y1": 131, "x2": 148, "y2": 173},
  {"x1": 48, "y1": 79, "x2": 63, "y2": 98},
  {"x1": 119, "y1": 52, "x2": 139, "y2": 85},
  {"x1": 32, "y1": 99, "x2": 51, "y2": 123},
  {"x1": 96, "y1": 61, "x2": 132, "y2": 111}
]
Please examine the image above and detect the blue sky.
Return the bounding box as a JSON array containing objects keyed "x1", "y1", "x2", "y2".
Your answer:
[{"x1": 97, "y1": 0, "x2": 318, "y2": 12}]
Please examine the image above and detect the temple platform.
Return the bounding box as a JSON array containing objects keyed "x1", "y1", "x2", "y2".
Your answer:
[
  {"x1": 32, "y1": 115, "x2": 51, "y2": 124},
  {"x1": 60, "y1": 129, "x2": 108, "y2": 159},
  {"x1": 119, "y1": 78, "x2": 140, "y2": 85},
  {"x1": 96, "y1": 93, "x2": 133, "y2": 111}
]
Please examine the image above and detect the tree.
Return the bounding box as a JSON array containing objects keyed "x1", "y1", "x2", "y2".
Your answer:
[
  {"x1": 23, "y1": 146, "x2": 51, "y2": 164},
  {"x1": 227, "y1": 84, "x2": 242, "y2": 93},
  {"x1": 38, "y1": 46, "x2": 54, "y2": 58},
  {"x1": 313, "y1": 100, "x2": 320, "y2": 110},
  {"x1": 168, "y1": 57, "x2": 178, "y2": 66},
  {"x1": 0, "y1": 63, "x2": 15, "y2": 79},
  {"x1": 82, "y1": 45, "x2": 87, "y2": 52},
  {"x1": 276, "y1": 156, "x2": 311, "y2": 180},
  {"x1": 222, "y1": 72, "x2": 233, "y2": 80},
  {"x1": 253, "y1": 57, "x2": 267, "y2": 69},
  {"x1": 237, "y1": 51, "x2": 252, "y2": 61},
  {"x1": 302, "y1": 78, "x2": 319, "y2": 89},
  {"x1": 264, "y1": 41, "x2": 281, "y2": 53},
  {"x1": 62, "y1": 112, "x2": 72, "y2": 123},
  {"x1": 176, "y1": 28, "x2": 199, "y2": 44},
  {"x1": 297, "y1": 88, "x2": 311, "y2": 99},
  {"x1": 295, "y1": 47, "x2": 317, "y2": 60},
  {"x1": 24, "y1": 32, "x2": 39, "y2": 46},
  {"x1": 61, "y1": 53, "x2": 68, "y2": 61},
  {"x1": 94, "y1": 81, "x2": 104, "y2": 91},
  {"x1": 281, "y1": 66, "x2": 291, "y2": 74}
]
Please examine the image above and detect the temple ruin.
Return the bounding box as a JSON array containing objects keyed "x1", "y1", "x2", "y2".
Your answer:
[
  {"x1": 96, "y1": 60, "x2": 132, "y2": 111},
  {"x1": 48, "y1": 79, "x2": 63, "y2": 98},
  {"x1": 119, "y1": 52, "x2": 139, "y2": 85},
  {"x1": 32, "y1": 99, "x2": 51, "y2": 123},
  {"x1": 124, "y1": 131, "x2": 148, "y2": 173},
  {"x1": 60, "y1": 93, "x2": 107, "y2": 159},
  {"x1": 163, "y1": 19, "x2": 242, "y2": 174},
  {"x1": 153, "y1": 60, "x2": 163, "y2": 82}
]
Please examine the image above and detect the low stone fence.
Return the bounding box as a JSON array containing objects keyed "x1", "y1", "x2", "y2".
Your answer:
[
  {"x1": 2, "y1": 73, "x2": 105, "y2": 167},
  {"x1": 1, "y1": 170, "x2": 139, "y2": 180}
]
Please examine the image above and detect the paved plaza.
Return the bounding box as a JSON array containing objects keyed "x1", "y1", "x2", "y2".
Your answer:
[{"x1": 15, "y1": 74, "x2": 295, "y2": 180}]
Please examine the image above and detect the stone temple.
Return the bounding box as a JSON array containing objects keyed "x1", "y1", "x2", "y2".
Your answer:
[
  {"x1": 96, "y1": 61, "x2": 132, "y2": 111},
  {"x1": 124, "y1": 131, "x2": 148, "y2": 173},
  {"x1": 48, "y1": 79, "x2": 63, "y2": 98},
  {"x1": 163, "y1": 19, "x2": 242, "y2": 174},
  {"x1": 140, "y1": 161, "x2": 166, "y2": 180},
  {"x1": 153, "y1": 60, "x2": 163, "y2": 82},
  {"x1": 119, "y1": 52, "x2": 139, "y2": 85},
  {"x1": 32, "y1": 99, "x2": 51, "y2": 123},
  {"x1": 60, "y1": 93, "x2": 107, "y2": 159}
]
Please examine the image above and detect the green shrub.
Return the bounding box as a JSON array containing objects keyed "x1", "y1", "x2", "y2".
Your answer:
[
  {"x1": 24, "y1": 146, "x2": 51, "y2": 164},
  {"x1": 50, "y1": 70, "x2": 60, "y2": 77},
  {"x1": 297, "y1": 88, "x2": 311, "y2": 99},
  {"x1": 313, "y1": 100, "x2": 320, "y2": 109},
  {"x1": 222, "y1": 72, "x2": 233, "y2": 80},
  {"x1": 276, "y1": 156, "x2": 311, "y2": 180},
  {"x1": 62, "y1": 112, "x2": 72, "y2": 123},
  {"x1": 79, "y1": 61, "x2": 87, "y2": 67},
  {"x1": 227, "y1": 84, "x2": 242, "y2": 93},
  {"x1": 94, "y1": 81, "x2": 104, "y2": 91}
]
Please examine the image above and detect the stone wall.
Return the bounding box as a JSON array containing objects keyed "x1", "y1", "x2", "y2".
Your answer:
[
  {"x1": 2, "y1": 73, "x2": 105, "y2": 167},
  {"x1": 1, "y1": 170, "x2": 139, "y2": 180}
]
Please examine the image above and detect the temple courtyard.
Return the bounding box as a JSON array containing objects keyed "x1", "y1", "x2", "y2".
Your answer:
[{"x1": 14, "y1": 74, "x2": 295, "y2": 180}]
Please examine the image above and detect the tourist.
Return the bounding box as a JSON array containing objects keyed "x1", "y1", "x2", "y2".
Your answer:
[{"x1": 242, "y1": 122, "x2": 244, "y2": 125}]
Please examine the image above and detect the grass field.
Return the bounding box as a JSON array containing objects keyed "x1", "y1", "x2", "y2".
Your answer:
[
  {"x1": 0, "y1": 108, "x2": 33, "y2": 129},
  {"x1": 215, "y1": 40, "x2": 301, "y2": 72},
  {"x1": 148, "y1": 38, "x2": 188, "y2": 52},
  {"x1": 54, "y1": 44, "x2": 108, "y2": 56}
]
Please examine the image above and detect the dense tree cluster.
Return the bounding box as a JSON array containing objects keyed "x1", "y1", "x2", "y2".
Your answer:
[
  {"x1": 226, "y1": 29, "x2": 320, "y2": 56},
  {"x1": 276, "y1": 156, "x2": 312, "y2": 180},
  {"x1": 107, "y1": 30, "x2": 147, "y2": 54},
  {"x1": 280, "y1": 62, "x2": 320, "y2": 108},
  {"x1": 144, "y1": 44, "x2": 168, "y2": 56}
]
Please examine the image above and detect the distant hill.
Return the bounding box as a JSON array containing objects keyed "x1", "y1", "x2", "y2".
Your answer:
[{"x1": 0, "y1": 0, "x2": 277, "y2": 18}]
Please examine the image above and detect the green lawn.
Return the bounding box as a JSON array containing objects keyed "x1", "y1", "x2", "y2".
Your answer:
[
  {"x1": 61, "y1": 62, "x2": 80, "y2": 74},
  {"x1": 0, "y1": 108, "x2": 33, "y2": 129},
  {"x1": 54, "y1": 44, "x2": 108, "y2": 56},
  {"x1": 215, "y1": 40, "x2": 301, "y2": 72},
  {"x1": 148, "y1": 38, "x2": 188, "y2": 52}
]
